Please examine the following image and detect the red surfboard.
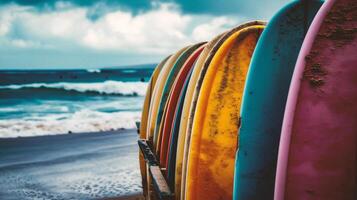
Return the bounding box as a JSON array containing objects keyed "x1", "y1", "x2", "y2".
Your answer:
[{"x1": 159, "y1": 45, "x2": 206, "y2": 168}]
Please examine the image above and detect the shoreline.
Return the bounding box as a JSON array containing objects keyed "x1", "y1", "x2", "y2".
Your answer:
[
  {"x1": 0, "y1": 129, "x2": 143, "y2": 199},
  {"x1": 0, "y1": 128, "x2": 137, "y2": 140}
]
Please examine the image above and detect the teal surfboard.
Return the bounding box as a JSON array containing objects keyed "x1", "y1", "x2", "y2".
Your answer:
[
  {"x1": 166, "y1": 67, "x2": 193, "y2": 190},
  {"x1": 153, "y1": 43, "x2": 204, "y2": 149},
  {"x1": 233, "y1": 0, "x2": 323, "y2": 199}
]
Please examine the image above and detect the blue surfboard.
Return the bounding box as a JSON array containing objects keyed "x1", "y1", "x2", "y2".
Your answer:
[
  {"x1": 153, "y1": 43, "x2": 204, "y2": 149},
  {"x1": 166, "y1": 67, "x2": 194, "y2": 190},
  {"x1": 233, "y1": 0, "x2": 323, "y2": 199}
]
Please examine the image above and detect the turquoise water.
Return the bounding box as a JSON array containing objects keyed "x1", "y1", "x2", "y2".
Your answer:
[{"x1": 0, "y1": 67, "x2": 154, "y2": 137}]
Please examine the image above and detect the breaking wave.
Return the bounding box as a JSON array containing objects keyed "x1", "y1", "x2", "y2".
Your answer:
[
  {"x1": 0, "y1": 110, "x2": 141, "y2": 138},
  {"x1": 0, "y1": 81, "x2": 148, "y2": 96}
]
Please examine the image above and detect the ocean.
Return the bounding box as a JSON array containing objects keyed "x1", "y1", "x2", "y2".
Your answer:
[{"x1": 0, "y1": 66, "x2": 154, "y2": 138}]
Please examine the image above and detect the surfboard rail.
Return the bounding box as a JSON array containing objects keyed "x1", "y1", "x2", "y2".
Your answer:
[{"x1": 138, "y1": 139, "x2": 175, "y2": 200}]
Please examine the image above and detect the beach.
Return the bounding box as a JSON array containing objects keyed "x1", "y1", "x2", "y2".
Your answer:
[
  {"x1": 0, "y1": 68, "x2": 151, "y2": 199},
  {"x1": 0, "y1": 129, "x2": 144, "y2": 200}
]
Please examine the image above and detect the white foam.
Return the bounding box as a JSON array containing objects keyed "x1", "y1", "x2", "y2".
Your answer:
[
  {"x1": 122, "y1": 69, "x2": 137, "y2": 73},
  {"x1": 86, "y1": 69, "x2": 101, "y2": 73},
  {"x1": 0, "y1": 107, "x2": 18, "y2": 112},
  {"x1": 0, "y1": 81, "x2": 148, "y2": 96},
  {"x1": 0, "y1": 110, "x2": 141, "y2": 138}
]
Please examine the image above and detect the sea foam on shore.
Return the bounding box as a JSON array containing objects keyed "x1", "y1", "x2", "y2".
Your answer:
[{"x1": 0, "y1": 68, "x2": 152, "y2": 138}]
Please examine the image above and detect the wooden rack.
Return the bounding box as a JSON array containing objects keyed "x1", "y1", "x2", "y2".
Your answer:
[{"x1": 138, "y1": 139, "x2": 175, "y2": 200}]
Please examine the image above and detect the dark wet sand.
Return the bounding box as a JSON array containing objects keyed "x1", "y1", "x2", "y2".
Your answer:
[
  {"x1": 0, "y1": 129, "x2": 143, "y2": 200},
  {"x1": 105, "y1": 194, "x2": 144, "y2": 200}
]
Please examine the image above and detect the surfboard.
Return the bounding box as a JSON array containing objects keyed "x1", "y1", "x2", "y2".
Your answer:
[
  {"x1": 139, "y1": 56, "x2": 170, "y2": 197},
  {"x1": 274, "y1": 0, "x2": 357, "y2": 199},
  {"x1": 173, "y1": 33, "x2": 224, "y2": 200},
  {"x1": 164, "y1": 46, "x2": 206, "y2": 187},
  {"x1": 146, "y1": 46, "x2": 189, "y2": 145},
  {"x1": 178, "y1": 21, "x2": 265, "y2": 200},
  {"x1": 145, "y1": 47, "x2": 189, "y2": 200},
  {"x1": 154, "y1": 43, "x2": 205, "y2": 156},
  {"x1": 166, "y1": 66, "x2": 194, "y2": 191},
  {"x1": 186, "y1": 24, "x2": 264, "y2": 200},
  {"x1": 159, "y1": 45, "x2": 206, "y2": 170},
  {"x1": 233, "y1": 1, "x2": 323, "y2": 199}
]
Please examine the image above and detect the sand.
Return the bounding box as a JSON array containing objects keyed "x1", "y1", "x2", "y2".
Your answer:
[{"x1": 0, "y1": 129, "x2": 144, "y2": 200}]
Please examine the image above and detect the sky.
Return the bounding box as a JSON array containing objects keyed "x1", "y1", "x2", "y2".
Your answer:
[{"x1": 0, "y1": 0, "x2": 293, "y2": 69}]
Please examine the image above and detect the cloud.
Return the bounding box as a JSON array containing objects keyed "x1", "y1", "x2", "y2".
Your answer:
[
  {"x1": 0, "y1": 0, "x2": 293, "y2": 19},
  {"x1": 0, "y1": 0, "x2": 294, "y2": 68},
  {"x1": 192, "y1": 17, "x2": 236, "y2": 42},
  {"x1": 81, "y1": 3, "x2": 191, "y2": 53},
  {"x1": 0, "y1": 2, "x2": 240, "y2": 55}
]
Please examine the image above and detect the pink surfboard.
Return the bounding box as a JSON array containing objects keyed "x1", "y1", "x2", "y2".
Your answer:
[{"x1": 275, "y1": 0, "x2": 357, "y2": 199}]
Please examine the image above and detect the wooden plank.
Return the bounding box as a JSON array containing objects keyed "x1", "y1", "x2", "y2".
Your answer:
[
  {"x1": 149, "y1": 166, "x2": 174, "y2": 200},
  {"x1": 138, "y1": 139, "x2": 174, "y2": 200},
  {"x1": 138, "y1": 139, "x2": 158, "y2": 166}
]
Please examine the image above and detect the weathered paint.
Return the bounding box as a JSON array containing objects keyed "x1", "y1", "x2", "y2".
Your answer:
[
  {"x1": 233, "y1": 1, "x2": 323, "y2": 199},
  {"x1": 174, "y1": 33, "x2": 224, "y2": 200},
  {"x1": 178, "y1": 21, "x2": 266, "y2": 200},
  {"x1": 186, "y1": 25, "x2": 264, "y2": 200},
  {"x1": 275, "y1": 0, "x2": 357, "y2": 199}
]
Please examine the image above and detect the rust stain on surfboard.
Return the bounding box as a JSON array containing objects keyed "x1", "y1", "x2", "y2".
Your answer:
[
  {"x1": 191, "y1": 28, "x2": 263, "y2": 200},
  {"x1": 303, "y1": 2, "x2": 357, "y2": 89}
]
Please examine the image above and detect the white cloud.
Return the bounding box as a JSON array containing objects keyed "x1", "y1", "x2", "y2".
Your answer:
[
  {"x1": 192, "y1": 17, "x2": 236, "y2": 41},
  {"x1": 0, "y1": 2, "x2": 239, "y2": 54},
  {"x1": 81, "y1": 3, "x2": 191, "y2": 53},
  {"x1": 0, "y1": 4, "x2": 27, "y2": 36}
]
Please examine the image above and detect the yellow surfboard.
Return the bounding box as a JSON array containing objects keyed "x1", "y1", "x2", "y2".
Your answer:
[
  {"x1": 178, "y1": 21, "x2": 265, "y2": 200},
  {"x1": 174, "y1": 33, "x2": 224, "y2": 200},
  {"x1": 139, "y1": 56, "x2": 170, "y2": 197},
  {"x1": 185, "y1": 24, "x2": 265, "y2": 200}
]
